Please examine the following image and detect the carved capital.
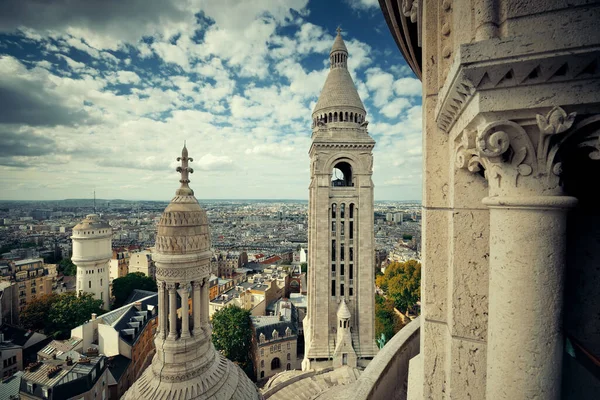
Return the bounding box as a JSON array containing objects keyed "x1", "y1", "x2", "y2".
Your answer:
[
  {"x1": 165, "y1": 282, "x2": 177, "y2": 291},
  {"x1": 457, "y1": 108, "x2": 600, "y2": 196}
]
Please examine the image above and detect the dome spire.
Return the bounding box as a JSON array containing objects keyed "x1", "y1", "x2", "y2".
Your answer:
[
  {"x1": 176, "y1": 143, "x2": 194, "y2": 196},
  {"x1": 330, "y1": 27, "x2": 348, "y2": 69}
]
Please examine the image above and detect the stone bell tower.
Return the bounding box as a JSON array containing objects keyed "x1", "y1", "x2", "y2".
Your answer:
[
  {"x1": 302, "y1": 29, "x2": 378, "y2": 371},
  {"x1": 122, "y1": 145, "x2": 261, "y2": 400}
]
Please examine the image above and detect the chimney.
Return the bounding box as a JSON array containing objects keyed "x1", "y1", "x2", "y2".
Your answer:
[{"x1": 91, "y1": 313, "x2": 97, "y2": 320}]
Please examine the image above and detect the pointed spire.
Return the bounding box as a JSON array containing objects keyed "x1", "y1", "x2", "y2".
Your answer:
[
  {"x1": 331, "y1": 26, "x2": 348, "y2": 55},
  {"x1": 176, "y1": 143, "x2": 194, "y2": 196},
  {"x1": 337, "y1": 299, "x2": 351, "y2": 320}
]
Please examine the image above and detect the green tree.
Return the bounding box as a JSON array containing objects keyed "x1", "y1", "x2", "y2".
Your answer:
[
  {"x1": 20, "y1": 293, "x2": 59, "y2": 333},
  {"x1": 211, "y1": 305, "x2": 254, "y2": 379},
  {"x1": 378, "y1": 260, "x2": 421, "y2": 314},
  {"x1": 58, "y1": 258, "x2": 77, "y2": 276},
  {"x1": 375, "y1": 294, "x2": 405, "y2": 346},
  {"x1": 112, "y1": 272, "x2": 158, "y2": 309},
  {"x1": 48, "y1": 292, "x2": 104, "y2": 338},
  {"x1": 300, "y1": 262, "x2": 307, "y2": 274}
]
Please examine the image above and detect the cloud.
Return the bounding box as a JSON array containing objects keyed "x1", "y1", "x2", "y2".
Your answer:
[
  {"x1": 0, "y1": 0, "x2": 195, "y2": 50},
  {"x1": 0, "y1": 55, "x2": 97, "y2": 126},
  {"x1": 345, "y1": 0, "x2": 379, "y2": 10},
  {"x1": 194, "y1": 154, "x2": 234, "y2": 171},
  {"x1": 0, "y1": 127, "x2": 55, "y2": 158}
]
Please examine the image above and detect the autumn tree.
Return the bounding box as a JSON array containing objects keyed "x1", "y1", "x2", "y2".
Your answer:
[
  {"x1": 112, "y1": 272, "x2": 157, "y2": 309},
  {"x1": 376, "y1": 259, "x2": 421, "y2": 314},
  {"x1": 20, "y1": 293, "x2": 59, "y2": 333},
  {"x1": 211, "y1": 305, "x2": 254, "y2": 379}
]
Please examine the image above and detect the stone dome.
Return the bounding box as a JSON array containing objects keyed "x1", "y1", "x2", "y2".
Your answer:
[
  {"x1": 337, "y1": 300, "x2": 351, "y2": 320},
  {"x1": 313, "y1": 31, "x2": 366, "y2": 118},
  {"x1": 72, "y1": 214, "x2": 111, "y2": 231}
]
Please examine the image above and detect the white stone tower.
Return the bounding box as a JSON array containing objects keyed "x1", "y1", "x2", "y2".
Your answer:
[
  {"x1": 122, "y1": 145, "x2": 260, "y2": 400},
  {"x1": 303, "y1": 29, "x2": 378, "y2": 371},
  {"x1": 72, "y1": 214, "x2": 112, "y2": 310}
]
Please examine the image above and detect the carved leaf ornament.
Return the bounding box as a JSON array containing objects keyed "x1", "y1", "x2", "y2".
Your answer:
[{"x1": 457, "y1": 107, "x2": 600, "y2": 192}]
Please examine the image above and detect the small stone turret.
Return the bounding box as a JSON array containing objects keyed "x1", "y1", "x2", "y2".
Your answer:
[{"x1": 332, "y1": 300, "x2": 357, "y2": 368}]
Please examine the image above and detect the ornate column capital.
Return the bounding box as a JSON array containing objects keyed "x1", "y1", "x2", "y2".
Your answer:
[
  {"x1": 192, "y1": 281, "x2": 202, "y2": 290},
  {"x1": 456, "y1": 107, "x2": 599, "y2": 197},
  {"x1": 165, "y1": 282, "x2": 177, "y2": 291}
]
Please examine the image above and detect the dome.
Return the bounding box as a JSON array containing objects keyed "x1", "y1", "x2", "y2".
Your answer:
[
  {"x1": 337, "y1": 300, "x2": 351, "y2": 320},
  {"x1": 313, "y1": 68, "x2": 365, "y2": 116},
  {"x1": 313, "y1": 30, "x2": 365, "y2": 118},
  {"x1": 72, "y1": 214, "x2": 111, "y2": 231}
]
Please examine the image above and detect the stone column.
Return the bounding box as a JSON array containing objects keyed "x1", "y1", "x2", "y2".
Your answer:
[
  {"x1": 484, "y1": 195, "x2": 576, "y2": 399},
  {"x1": 192, "y1": 281, "x2": 202, "y2": 336},
  {"x1": 454, "y1": 109, "x2": 591, "y2": 399},
  {"x1": 178, "y1": 284, "x2": 191, "y2": 338},
  {"x1": 157, "y1": 281, "x2": 167, "y2": 339},
  {"x1": 167, "y1": 283, "x2": 178, "y2": 339},
  {"x1": 200, "y1": 278, "x2": 209, "y2": 330}
]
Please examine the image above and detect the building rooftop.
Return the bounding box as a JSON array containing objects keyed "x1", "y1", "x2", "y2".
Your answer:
[{"x1": 0, "y1": 371, "x2": 23, "y2": 400}]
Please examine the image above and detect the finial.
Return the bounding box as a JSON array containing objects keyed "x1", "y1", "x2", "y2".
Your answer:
[
  {"x1": 176, "y1": 145, "x2": 194, "y2": 195},
  {"x1": 336, "y1": 26, "x2": 342, "y2": 36}
]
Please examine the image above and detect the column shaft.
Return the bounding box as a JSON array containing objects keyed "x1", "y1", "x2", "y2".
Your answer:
[
  {"x1": 193, "y1": 282, "x2": 201, "y2": 336},
  {"x1": 157, "y1": 282, "x2": 166, "y2": 339},
  {"x1": 168, "y1": 285, "x2": 178, "y2": 339},
  {"x1": 178, "y1": 286, "x2": 191, "y2": 338},
  {"x1": 484, "y1": 196, "x2": 576, "y2": 400},
  {"x1": 200, "y1": 280, "x2": 209, "y2": 330}
]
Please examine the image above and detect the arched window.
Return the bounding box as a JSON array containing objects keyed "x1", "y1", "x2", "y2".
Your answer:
[
  {"x1": 287, "y1": 353, "x2": 291, "y2": 360},
  {"x1": 334, "y1": 112, "x2": 338, "y2": 122},
  {"x1": 332, "y1": 161, "x2": 353, "y2": 187},
  {"x1": 272, "y1": 329, "x2": 279, "y2": 339},
  {"x1": 329, "y1": 112, "x2": 333, "y2": 122},
  {"x1": 332, "y1": 203, "x2": 337, "y2": 219},
  {"x1": 349, "y1": 203, "x2": 354, "y2": 218},
  {"x1": 350, "y1": 112, "x2": 354, "y2": 122},
  {"x1": 332, "y1": 240, "x2": 336, "y2": 261},
  {"x1": 271, "y1": 358, "x2": 281, "y2": 370},
  {"x1": 287, "y1": 363, "x2": 291, "y2": 370},
  {"x1": 345, "y1": 112, "x2": 348, "y2": 121},
  {"x1": 340, "y1": 204, "x2": 345, "y2": 219}
]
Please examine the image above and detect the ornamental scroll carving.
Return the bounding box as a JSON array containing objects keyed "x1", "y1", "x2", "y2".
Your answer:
[
  {"x1": 456, "y1": 107, "x2": 600, "y2": 195},
  {"x1": 156, "y1": 265, "x2": 209, "y2": 280}
]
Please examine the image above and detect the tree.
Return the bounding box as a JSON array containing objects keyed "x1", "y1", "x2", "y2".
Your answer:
[
  {"x1": 300, "y1": 262, "x2": 307, "y2": 274},
  {"x1": 20, "y1": 292, "x2": 104, "y2": 339},
  {"x1": 375, "y1": 294, "x2": 405, "y2": 346},
  {"x1": 112, "y1": 272, "x2": 158, "y2": 309},
  {"x1": 58, "y1": 258, "x2": 77, "y2": 276},
  {"x1": 377, "y1": 260, "x2": 421, "y2": 314},
  {"x1": 20, "y1": 293, "x2": 59, "y2": 333},
  {"x1": 211, "y1": 305, "x2": 254, "y2": 379},
  {"x1": 48, "y1": 292, "x2": 104, "y2": 339}
]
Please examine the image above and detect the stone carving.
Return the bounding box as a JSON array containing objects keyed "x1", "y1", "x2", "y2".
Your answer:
[
  {"x1": 457, "y1": 107, "x2": 600, "y2": 194},
  {"x1": 402, "y1": 0, "x2": 418, "y2": 23},
  {"x1": 156, "y1": 265, "x2": 210, "y2": 280},
  {"x1": 437, "y1": 50, "x2": 599, "y2": 133},
  {"x1": 165, "y1": 282, "x2": 177, "y2": 291}
]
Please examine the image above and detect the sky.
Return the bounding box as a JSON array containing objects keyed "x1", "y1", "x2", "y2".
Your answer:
[{"x1": 0, "y1": 0, "x2": 422, "y2": 201}]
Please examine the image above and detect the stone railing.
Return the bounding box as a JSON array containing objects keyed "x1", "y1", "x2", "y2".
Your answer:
[{"x1": 349, "y1": 316, "x2": 421, "y2": 400}]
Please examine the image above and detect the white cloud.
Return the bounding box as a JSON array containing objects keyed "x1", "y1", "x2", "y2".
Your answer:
[
  {"x1": 345, "y1": 0, "x2": 379, "y2": 10},
  {"x1": 194, "y1": 154, "x2": 234, "y2": 171}
]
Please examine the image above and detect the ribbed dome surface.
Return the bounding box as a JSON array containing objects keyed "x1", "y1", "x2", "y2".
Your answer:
[
  {"x1": 313, "y1": 68, "x2": 365, "y2": 116},
  {"x1": 337, "y1": 300, "x2": 351, "y2": 319}
]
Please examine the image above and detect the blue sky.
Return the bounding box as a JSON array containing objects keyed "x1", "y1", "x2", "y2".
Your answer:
[{"x1": 0, "y1": 0, "x2": 422, "y2": 201}]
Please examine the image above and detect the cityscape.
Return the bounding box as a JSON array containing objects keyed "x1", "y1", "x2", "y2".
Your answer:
[{"x1": 0, "y1": 0, "x2": 598, "y2": 399}]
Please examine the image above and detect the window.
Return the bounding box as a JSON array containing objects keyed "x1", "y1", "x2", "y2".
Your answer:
[
  {"x1": 27, "y1": 382, "x2": 33, "y2": 393},
  {"x1": 100, "y1": 278, "x2": 103, "y2": 286},
  {"x1": 261, "y1": 349, "x2": 264, "y2": 356},
  {"x1": 332, "y1": 221, "x2": 336, "y2": 233},
  {"x1": 287, "y1": 342, "x2": 291, "y2": 350},
  {"x1": 89, "y1": 281, "x2": 92, "y2": 289},
  {"x1": 271, "y1": 358, "x2": 281, "y2": 370},
  {"x1": 349, "y1": 265, "x2": 353, "y2": 279},
  {"x1": 331, "y1": 280, "x2": 336, "y2": 296},
  {"x1": 261, "y1": 360, "x2": 264, "y2": 368},
  {"x1": 340, "y1": 284, "x2": 345, "y2": 296},
  {"x1": 332, "y1": 204, "x2": 336, "y2": 219},
  {"x1": 287, "y1": 363, "x2": 291, "y2": 370},
  {"x1": 349, "y1": 248, "x2": 353, "y2": 262},
  {"x1": 340, "y1": 204, "x2": 345, "y2": 219},
  {"x1": 261, "y1": 371, "x2": 265, "y2": 378},
  {"x1": 341, "y1": 245, "x2": 345, "y2": 261},
  {"x1": 341, "y1": 264, "x2": 345, "y2": 276},
  {"x1": 287, "y1": 353, "x2": 291, "y2": 361},
  {"x1": 340, "y1": 221, "x2": 344, "y2": 236},
  {"x1": 278, "y1": 344, "x2": 281, "y2": 351},
  {"x1": 331, "y1": 240, "x2": 336, "y2": 261},
  {"x1": 349, "y1": 287, "x2": 353, "y2": 296}
]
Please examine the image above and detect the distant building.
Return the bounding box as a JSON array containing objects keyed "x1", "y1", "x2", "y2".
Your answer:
[
  {"x1": 0, "y1": 324, "x2": 49, "y2": 379},
  {"x1": 251, "y1": 299, "x2": 300, "y2": 381},
  {"x1": 5, "y1": 258, "x2": 53, "y2": 318},
  {"x1": 128, "y1": 250, "x2": 155, "y2": 279},
  {"x1": 19, "y1": 354, "x2": 108, "y2": 400},
  {"x1": 109, "y1": 248, "x2": 130, "y2": 281},
  {"x1": 72, "y1": 214, "x2": 112, "y2": 310}
]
